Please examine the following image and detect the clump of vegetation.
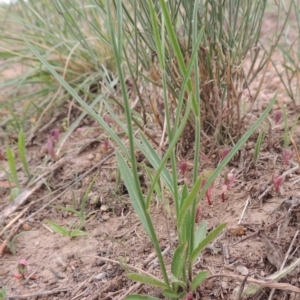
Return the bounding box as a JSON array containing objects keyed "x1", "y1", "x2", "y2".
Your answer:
[{"x1": 1, "y1": 0, "x2": 298, "y2": 299}]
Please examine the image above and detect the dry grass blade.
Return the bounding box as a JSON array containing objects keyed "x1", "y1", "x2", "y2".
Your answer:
[{"x1": 235, "y1": 274, "x2": 249, "y2": 300}]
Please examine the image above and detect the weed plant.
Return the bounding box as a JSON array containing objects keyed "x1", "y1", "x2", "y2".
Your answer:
[
  {"x1": 25, "y1": 1, "x2": 278, "y2": 298},
  {"x1": 120, "y1": 0, "x2": 272, "y2": 145},
  {"x1": 0, "y1": 0, "x2": 115, "y2": 135},
  {"x1": 0, "y1": 0, "x2": 286, "y2": 298}
]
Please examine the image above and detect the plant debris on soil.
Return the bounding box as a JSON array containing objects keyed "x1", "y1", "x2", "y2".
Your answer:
[{"x1": 1, "y1": 12, "x2": 300, "y2": 300}]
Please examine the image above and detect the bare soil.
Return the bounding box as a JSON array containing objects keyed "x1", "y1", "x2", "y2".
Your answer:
[{"x1": 1, "y1": 11, "x2": 300, "y2": 300}]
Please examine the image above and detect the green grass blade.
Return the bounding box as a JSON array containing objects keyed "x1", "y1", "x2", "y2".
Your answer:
[
  {"x1": 178, "y1": 176, "x2": 202, "y2": 228},
  {"x1": 46, "y1": 220, "x2": 69, "y2": 236},
  {"x1": 191, "y1": 271, "x2": 209, "y2": 291},
  {"x1": 23, "y1": 39, "x2": 128, "y2": 157},
  {"x1": 171, "y1": 242, "x2": 188, "y2": 286},
  {"x1": 6, "y1": 144, "x2": 19, "y2": 189},
  {"x1": 199, "y1": 93, "x2": 277, "y2": 202},
  {"x1": 116, "y1": 152, "x2": 149, "y2": 235},
  {"x1": 194, "y1": 221, "x2": 207, "y2": 251},
  {"x1": 18, "y1": 129, "x2": 31, "y2": 180},
  {"x1": 191, "y1": 223, "x2": 227, "y2": 263},
  {"x1": 127, "y1": 273, "x2": 169, "y2": 290}
]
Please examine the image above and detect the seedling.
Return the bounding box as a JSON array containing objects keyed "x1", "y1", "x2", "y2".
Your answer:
[
  {"x1": 50, "y1": 128, "x2": 60, "y2": 142},
  {"x1": 46, "y1": 220, "x2": 88, "y2": 239},
  {"x1": 5, "y1": 144, "x2": 21, "y2": 200},
  {"x1": 219, "y1": 147, "x2": 230, "y2": 161},
  {"x1": 53, "y1": 177, "x2": 96, "y2": 229},
  {"x1": 221, "y1": 171, "x2": 235, "y2": 202},
  {"x1": 273, "y1": 174, "x2": 284, "y2": 193},
  {"x1": 46, "y1": 138, "x2": 56, "y2": 159},
  {"x1": 18, "y1": 129, "x2": 31, "y2": 180},
  {"x1": 273, "y1": 110, "x2": 282, "y2": 125},
  {"x1": 14, "y1": 259, "x2": 27, "y2": 279},
  {"x1": 200, "y1": 171, "x2": 213, "y2": 205},
  {"x1": 179, "y1": 161, "x2": 188, "y2": 176},
  {"x1": 46, "y1": 128, "x2": 60, "y2": 160},
  {"x1": 253, "y1": 130, "x2": 266, "y2": 165},
  {"x1": 283, "y1": 148, "x2": 293, "y2": 165}
]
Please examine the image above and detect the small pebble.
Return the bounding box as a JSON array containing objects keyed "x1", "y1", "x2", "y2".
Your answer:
[
  {"x1": 100, "y1": 204, "x2": 109, "y2": 212},
  {"x1": 87, "y1": 153, "x2": 95, "y2": 160},
  {"x1": 236, "y1": 265, "x2": 249, "y2": 276},
  {"x1": 102, "y1": 214, "x2": 110, "y2": 221},
  {"x1": 22, "y1": 223, "x2": 31, "y2": 231},
  {"x1": 94, "y1": 272, "x2": 107, "y2": 280}
]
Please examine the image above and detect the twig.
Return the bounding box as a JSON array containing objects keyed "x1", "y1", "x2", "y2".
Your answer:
[
  {"x1": 238, "y1": 196, "x2": 250, "y2": 225},
  {"x1": 268, "y1": 230, "x2": 299, "y2": 300},
  {"x1": 7, "y1": 289, "x2": 69, "y2": 299},
  {"x1": 235, "y1": 274, "x2": 249, "y2": 300},
  {"x1": 208, "y1": 273, "x2": 300, "y2": 293},
  {"x1": 280, "y1": 230, "x2": 299, "y2": 271},
  {"x1": 0, "y1": 202, "x2": 34, "y2": 236}
]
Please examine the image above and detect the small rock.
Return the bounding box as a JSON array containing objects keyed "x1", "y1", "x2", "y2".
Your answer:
[
  {"x1": 100, "y1": 204, "x2": 109, "y2": 212},
  {"x1": 94, "y1": 272, "x2": 107, "y2": 280},
  {"x1": 87, "y1": 153, "x2": 95, "y2": 160},
  {"x1": 22, "y1": 223, "x2": 31, "y2": 231},
  {"x1": 236, "y1": 265, "x2": 249, "y2": 276},
  {"x1": 102, "y1": 214, "x2": 110, "y2": 221}
]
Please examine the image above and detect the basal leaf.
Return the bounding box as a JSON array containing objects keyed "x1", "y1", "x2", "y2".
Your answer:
[
  {"x1": 191, "y1": 270, "x2": 209, "y2": 291},
  {"x1": 127, "y1": 273, "x2": 169, "y2": 290},
  {"x1": 194, "y1": 221, "x2": 207, "y2": 251},
  {"x1": 191, "y1": 223, "x2": 227, "y2": 263}
]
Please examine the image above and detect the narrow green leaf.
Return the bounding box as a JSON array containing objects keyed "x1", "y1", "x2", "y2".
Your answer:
[
  {"x1": 46, "y1": 220, "x2": 69, "y2": 236},
  {"x1": 199, "y1": 93, "x2": 277, "y2": 203},
  {"x1": 191, "y1": 223, "x2": 227, "y2": 263},
  {"x1": 171, "y1": 242, "x2": 188, "y2": 280},
  {"x1": 191, "y1": 271, "x2": 209, "y2": 291},
  {"x1": 194, "y1": 221, "x2": 207, "y2": 251},
  {"x1": 162, "y1": 289, "x2": 180, "y2": 298},
  {"x1": 125, "y1": 295, "x2": 161, "y2": 300},
  {"x1": 180, "y1": 184, "x2": 188, "y2": 208},
  {"x1": 116, "y1": 153, "x2": 150, "y2": 238},
  {"x1": 18, "y1": 129, "x2": 30, "y2": 179},
  {"x1": 140, "y1": 134, "x2": 174, "y2": 196},
  {"x1": 80, "y1": 176, "x2": 96, "y2": 220},
  {"x1": 127, "y1": 273, "x2": 169, "y2": 290},
  {"x1": 70, "y1": 229, "x2": 88, "y2": 237},
  {"x1": 178, "y1": 176, "x2": 202, "y2": 227},
  {"x1": 6, "y1": 144, "x2": 19, "y2": 189}
]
